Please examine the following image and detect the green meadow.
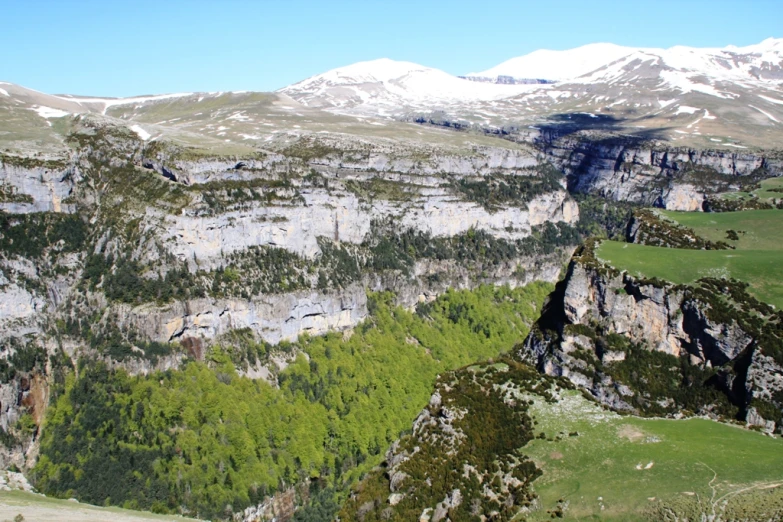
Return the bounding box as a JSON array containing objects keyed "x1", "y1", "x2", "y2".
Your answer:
[
  {"x1": 596, "y1": 241, "x2": 783, "y2": 308},
  {"x1": 522, "y1": 390, "x2": 783, "y2": 521},
  {"x1": 719, "y1": 176, "x2": 783, "y2": 204},
  {"x1": 0, "y1": 490, "x2": 197, "y2": 522},
  {"x1": 658, "y1": 208, "x2": 783, "y2": 251},
  {"x1": 597, "y1": 209, "x2": 783, "y2": 308}
]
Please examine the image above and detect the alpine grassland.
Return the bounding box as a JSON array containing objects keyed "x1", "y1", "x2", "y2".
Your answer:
[
  {"x1": 597, "y1": 209, "x2": 783, "y2": 308},
  {"x1": 658, "y1": 208, "x2": 783, "y2": 250},
  {"x1": 522, "y1": 389, "x2": 783, "y2": 521},
  {"x1": 338, "y1": 363, "x2": 783, "y2": 522},
  {"x1": 719, "y1": 176, "x2": 783, "y2": 204}
]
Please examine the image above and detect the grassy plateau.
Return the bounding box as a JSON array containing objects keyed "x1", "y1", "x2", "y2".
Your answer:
[{"x1": 597, "y1": 209, "x2": 783, "y2": 308}]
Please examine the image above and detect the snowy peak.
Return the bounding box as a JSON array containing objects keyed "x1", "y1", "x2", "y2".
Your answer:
[
  {"x1": 574, "y1": 42, "x2": 783, "y2": 94},
  {"x1": 470, "y1": 40, "x2": 783, "y2": 84},
  {"x1": 280, "y1": 58, "x2": 544, "y2": 114},
  {"x1": 469, "y1": 43, "x2": 637, "y2": 82},
  {"x1": 302, "y1": 58, "x2": 433, "y2": 84}
]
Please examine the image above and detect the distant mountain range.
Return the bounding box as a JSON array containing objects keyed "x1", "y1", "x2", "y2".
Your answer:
[
  {"x1": 2, "y1": 38, "x2": 782, "y2": 155},
  {"x1": 280, "y1": 38, "x2": 783, "y2": 147}
]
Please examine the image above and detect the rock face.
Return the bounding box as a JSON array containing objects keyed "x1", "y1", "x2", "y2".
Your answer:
[
  {"x1": 164, "y1": 141, "x2": 543, "y2": 185},
  {"x1": 111, "y1": 248, "x2": 572, "y2": 347},
  {"x1": 78, "y1": 142, "x2": 577, "y2": 351},
  {"x1": 156, "y1": 144, "x2": 577, "y2": 265},
  {"x1": 0, "y1": 160, "x2": 76, "y2": 214},
  {"x1": 164, "y1": 188, "x2": 576, "y2": 264},
  {"x1": 530, "y1": 132, "x2": 783, "y2": 209},
  {"x1": 560, "y1": 264, "x2": 689, "y2": 356},
  {"x1": 0, "y1": 127, "x2": 580, "y2": 475},
  {"x1": 0, "y1": 130, "x2": 579, "y2": 344},
  {"x1": 521, "y1": 250, "x2": 783, "y2": 431},
  {"x1": 235, "y1": 485, "x2": 302, "y2": 522},
  {"x1": 123, "y1": 284, "x2": 368, "y2": 345}
]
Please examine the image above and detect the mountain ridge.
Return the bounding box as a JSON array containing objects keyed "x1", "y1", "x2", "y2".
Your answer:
[{"x1": 470, "y1": 37, "x2": 783, "y2": 82}]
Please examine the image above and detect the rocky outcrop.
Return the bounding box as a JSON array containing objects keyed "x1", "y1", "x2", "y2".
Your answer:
[
  {"x1": 0, "y1": 470, "x2": 36, "y2": 492},
  {"x1": 339, "y1": 361, "x2": 543, "y2": 521},
  {"x1": 109, "y1": 247, "x2": 572, "y2": 351},
  {"x1": 521, "y1": 249, "x2": 783, "y2": 431},
  {"x1": 660, "y1": 184, "x2": 704, "y2": 211},
  {"x1": 144, "y1": 135, "x2": 544, "y2": 189},
  {"x1": 0, "y1": 371, "x2": 48, "y2": 471},
  {"x1": 165, "y1": 187, "x2": 577, "y2": 265},
  {"x1": 156, "y1": 144, "x2": 577, "y2": 266},
  {"x1": 235, "y1": 485, "x2": 303, "y2": 522},
  {"x1": 560, "y1": 264, "x2": 690, "y2": 356}
]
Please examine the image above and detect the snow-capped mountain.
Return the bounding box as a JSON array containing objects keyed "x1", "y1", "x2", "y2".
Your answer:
[
  {"x1": 2, "y1": 38, "x2": 783, "y2": 156},
  {"x1": 282, "y1": 39, "x2": 783, "y2": 115},
  {"x1": 467, "y1": 43, "x2": 637, "y2": 82},
  {"x1": 280, "y1": 39, "x2": 783, "y2": 148},
  {"x1": 469, "y1": 38, "x2": 783, "y2": 84},
  {"x1": 279, "y1": 58, "x2": 543, "y2": 116},
  {"x1": 574, "y1": 38, "x2": 783, "y2": 87}
]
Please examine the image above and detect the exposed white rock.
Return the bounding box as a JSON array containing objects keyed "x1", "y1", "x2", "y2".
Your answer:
[
  {"x1": 0, "y1": 470, "x2": 36, "y2": 492},
  {"x1": 662, "y1": 184, "x2": 704, "y2": 211},
  {"x1": 122, "y1": 284, "x2": 368, "y2": 345},
  {"x1": 0, "y1": 162, "x2": 76, "y2": 214},
  {"x1": 164, "y1": 186, "x2": 577, "y2": 266}
]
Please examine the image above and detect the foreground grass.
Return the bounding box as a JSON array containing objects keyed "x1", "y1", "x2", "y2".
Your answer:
[
  {"x1": 523, "y1": 390, "x2": 783, "y2": 521},
  {"x1": 0, "y1": 490, "x2": 195, "y2": 522}
]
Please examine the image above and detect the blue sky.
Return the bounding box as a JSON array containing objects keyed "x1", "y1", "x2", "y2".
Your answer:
[{"x1": 2, "y1": 0, "x2": 781, "y2": 97}]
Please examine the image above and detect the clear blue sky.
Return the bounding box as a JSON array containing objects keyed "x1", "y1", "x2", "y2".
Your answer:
[{"x1": 2, "y1": 0, "x2": 781, "y2": 97}]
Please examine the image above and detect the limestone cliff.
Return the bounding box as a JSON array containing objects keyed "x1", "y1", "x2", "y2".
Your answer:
[
  {"x1": 0, "y1": 157, "x2": 76, "y2": 214},
  {"x1": 520, "y1": 242, "x2": 783, "y2": 432},
  {"x1": 530, "y1": 132, "x2": 783, "y2": 211},
  {"x1": 0, "y1": 121, "x2": 581, "y2": 470}
]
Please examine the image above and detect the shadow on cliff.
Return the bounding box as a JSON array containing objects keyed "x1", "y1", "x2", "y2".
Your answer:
[
  {"x1": 534, "y1": 112, "x2": 674, "y2": 144},
  {"x1": 530, "y1": 112, "x2": 679, "y2": 194}
]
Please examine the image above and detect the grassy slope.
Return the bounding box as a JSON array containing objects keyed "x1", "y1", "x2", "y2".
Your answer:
[
  {"x1": 719, "y1": 177, "x2": 783, "y2": 203},
  {"x1": 523, "y1": 390, "x2": 783, "y2": 521},
  {"x1": 597, "y1": 209, "x2": 783, "y2": 308},
  {"x1": 0, "y1": 491, "x2": 196, "y2": 522}
]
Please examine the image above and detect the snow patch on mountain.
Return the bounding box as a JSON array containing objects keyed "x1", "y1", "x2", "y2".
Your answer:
[
  {"x1": 675, "y1": 106, "x2": 700, "y2": 115},
  {"x1": 30, "y1": 106, "x2": 70, "y2": 119},
  {"x1": 130, "y1": 124, "x2": 151, "y2": 140},
  {"x1": 749, "y1": 105, "x2": 780, "y2": 123},
  {"x1": 54, "y1": 92, "x2": 194, "y2": 114}
]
